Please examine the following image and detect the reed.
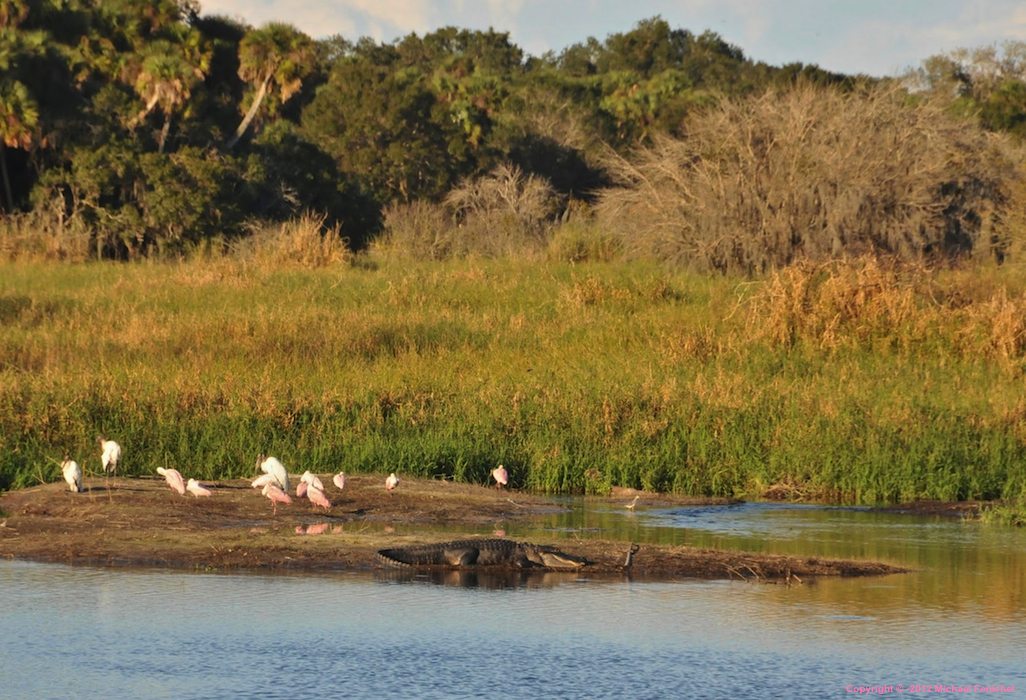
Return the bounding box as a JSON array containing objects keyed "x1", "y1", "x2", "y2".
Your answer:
[
  {"x1": 3, "y1": 254, "x2": 1026, "y2": 505},
  {"x1": 978, "y1": 500, "x2": 1026, "y2": 526}
]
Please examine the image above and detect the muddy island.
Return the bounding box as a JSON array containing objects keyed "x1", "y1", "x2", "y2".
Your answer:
[{"x1": 0, "y1": 474, "x2": 906, "y2": 581}]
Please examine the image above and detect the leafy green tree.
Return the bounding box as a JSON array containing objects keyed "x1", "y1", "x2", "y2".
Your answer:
[
  {"x1": 301, "y1": 60, "x2": 461, "y2": 204},
  {"x1": 396, "y1": 26, "x2": 524, "y2": 75},
  {"x1": 135, "y1": 146, "x2": 245, "y2": 254},
  {"x1": 245, "y1": 121, "x2": 380, "y2": 248},
  {"x1": 596, "y1": 16, "x2": 690, "y2": 77},
  {"x1": 228, "y1": 21, "x2": 315, "y2": 149},
  {"x1": 488, "y1": 69, "x2": 609, "y2": 197},
  {"x1": 189, "y1": 13, "x2": 247, "y2": 141},
  {"x1": 979, "y1": 79, "x2": 1026, "y2": 138},
  {"x1": 551, "y1": 39, "x2": 603, "y2": 77}
]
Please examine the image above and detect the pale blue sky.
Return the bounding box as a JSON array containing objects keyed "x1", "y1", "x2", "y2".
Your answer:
[{"x1": 197, "y1": 0, "x2": 1026, "y2": 77}]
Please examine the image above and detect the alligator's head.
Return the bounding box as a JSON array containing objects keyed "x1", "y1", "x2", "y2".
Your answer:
[{"x1": 522, "y1": 544, "x2": 587, "y2": 570}]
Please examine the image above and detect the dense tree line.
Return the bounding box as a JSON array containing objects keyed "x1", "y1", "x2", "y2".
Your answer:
[{"x1": 2, "y1": 1, "x2": 1024, "y2": 262}]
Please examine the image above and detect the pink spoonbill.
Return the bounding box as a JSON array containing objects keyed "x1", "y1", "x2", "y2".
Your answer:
[
  {"x1": 186, "y1": 478, "x2": 212, "y2": 497},
  {"x1": 262, "y1": 482, "x2": 292, "y2": 514},
  {"x1": 332, "y1": 472, "x2": 346, "y2": 491},
  {"x1": 491, "y1": 464, "x2": 508, "y2": 489},
  {"x1": 306, "y1": 484, "x2": 332, "y2": 511},
  {"x1": 157, "y1": 466, "x2": 186, "y2": 495},
  {"x1": 300, "y1": 471, "x2": 324, "y2": 491}
]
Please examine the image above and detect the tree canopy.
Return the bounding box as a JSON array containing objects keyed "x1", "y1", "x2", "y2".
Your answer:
[{"x1": 1, "y1": 5, "x2": 1022, "y2": 262}]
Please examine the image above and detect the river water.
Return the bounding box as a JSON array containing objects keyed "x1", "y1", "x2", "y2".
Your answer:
[{"x1": 2, "y1": 502, "x2": 1023, "y2": 699}]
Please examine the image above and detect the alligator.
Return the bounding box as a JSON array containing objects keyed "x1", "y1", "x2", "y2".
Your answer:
[{"x1": 374, "y1": 538, "x2": 587, "y2": 571}]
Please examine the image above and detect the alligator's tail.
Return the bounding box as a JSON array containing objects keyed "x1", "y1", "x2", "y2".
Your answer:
[{"x1": 375, "y1": 550, "x2": 413, "y2": 569}]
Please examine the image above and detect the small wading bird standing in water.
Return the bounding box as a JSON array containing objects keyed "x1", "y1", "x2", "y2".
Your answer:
[
  {"x1": 625, "y1": 495, "x2": 641, "y2": 511},
  {"x1": 157, "y1": 467, "x2": 186, "y2": 495},
  {"x1": 385, "y1": 472, "x2": 399, "y2": 495},
  {"x1": 62, "y1": 454, "x2": 83, "y2": 493},
  {"x1": 491, "y1": 465, "x2": 508, "y2": 489}
]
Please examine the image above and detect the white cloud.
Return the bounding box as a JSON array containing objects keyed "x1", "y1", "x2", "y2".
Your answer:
[
  {"x1": 198, "y1": 0, "x2": 438, "y2": 39},
  {"x1": 195, "y1": 0, "x2": 1026, "y2": 76}
]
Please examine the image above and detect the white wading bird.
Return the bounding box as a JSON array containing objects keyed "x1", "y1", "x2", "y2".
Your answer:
[
  {"x1": 256, "y1": 454, "x2": 289, "y2": 492},
  {"x1": 61, "y1": 454, "x2": 83, "y2": 493},
  {"x1": 385, "y1": 472, "x2": 399, "y2": 495},
  {"x1": 98, "y1": 436, "x2": 121, "y2": 476},
  {"x1": 332, "y1": 472, "x2": 346, "y2": 491},
  {"x1": 251, "y1": 473, "x2": 275, "y2": 489}
]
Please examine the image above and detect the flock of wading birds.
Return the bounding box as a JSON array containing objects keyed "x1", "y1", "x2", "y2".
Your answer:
[{"x1": 58, "y1": 438, "x2": 512, "y2": 514}]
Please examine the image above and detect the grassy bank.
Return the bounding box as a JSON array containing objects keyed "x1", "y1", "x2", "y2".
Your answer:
[{"x1": 3, "y1": 255, "x2": 1026, "y2": 504}]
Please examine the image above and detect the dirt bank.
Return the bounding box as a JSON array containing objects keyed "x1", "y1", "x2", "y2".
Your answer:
[{"x1": 0, "y1": 475, "x2": 906, "y2": 582}]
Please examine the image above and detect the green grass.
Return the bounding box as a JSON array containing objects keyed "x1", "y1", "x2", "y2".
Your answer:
[
  {"x1": 3, "y1": 255, "x2": 1026, "y2": 505},
  {"x1": 978, "y1": 499, "x2": 1026, "y2": 526}
]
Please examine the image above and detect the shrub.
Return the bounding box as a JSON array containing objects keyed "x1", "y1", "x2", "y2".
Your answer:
[
  {"x1": 0, "y1": 207, "x2": 92, "y2": 262},
  {"x1": 595, "y1": 82, "x2": 1021, "y2": 274},
  {"x1": 230, "y1": 212, "x2": 350, "y2": 267},
  {"x1": 378, "y1": 163, "x2": 562, "y2": 260}
]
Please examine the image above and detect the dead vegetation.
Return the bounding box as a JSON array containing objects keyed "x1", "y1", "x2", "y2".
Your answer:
[
  {"x1": 379, "y1": 163, "x2": 560, "y2": 260},
  {"x1": 594, "y1": 82, "x2": 1021, "y2": 273},
  {"x1": 744, "y1": 255, "x2": 1026, "y2": 370}
]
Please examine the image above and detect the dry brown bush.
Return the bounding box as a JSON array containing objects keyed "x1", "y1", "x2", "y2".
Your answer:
[
  {"x1": 230, "y1": 212, "x2": 350, "y2": 267},
  {"x1": 595, "y1": 82, "x2": 1021, "y2": 274},
  {"x1": 0, "y1": 205, "x2": 92, "y2": 262},
  {"x1": 375, "y1": 199, "x2": 452, "y2": 260},
  {"x1": 379, "y1": 163, "x2": 561, "y2": 260}
]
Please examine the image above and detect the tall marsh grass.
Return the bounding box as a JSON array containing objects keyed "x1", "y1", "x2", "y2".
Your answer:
[{"x1": 2, "y1": 255, "x2": 1026, "y2": 504}]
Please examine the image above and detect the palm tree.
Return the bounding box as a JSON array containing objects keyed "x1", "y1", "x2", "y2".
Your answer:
[
  {"x1": 0, "y1": 0, "x2": 30, "y2": 29},
  {"x1": 0, "y1": 23, "x2": 41, "y2": 212},
  {"x1": 130, "y1": 36, "x2": 208, "y2": 152},
  {"x1": 0, "y1": 80, "x2": 38, "y2": 211},
  {"x1": 227, "y1": 22, "x2": 314, "y2": 149}
]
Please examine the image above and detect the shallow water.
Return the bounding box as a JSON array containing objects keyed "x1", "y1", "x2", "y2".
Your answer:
[{"x1": 2, "y1": 502, "x2": 1024, "y2": 699}]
